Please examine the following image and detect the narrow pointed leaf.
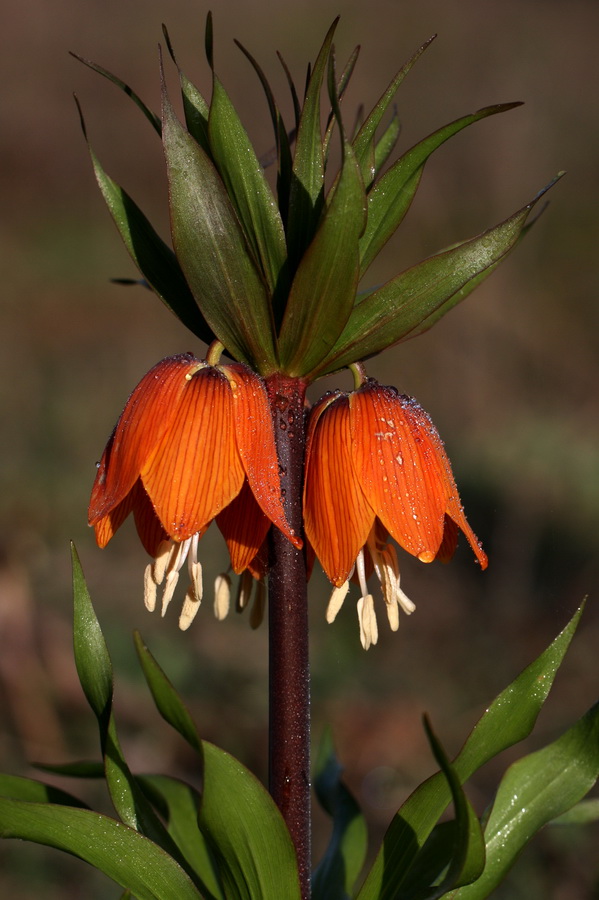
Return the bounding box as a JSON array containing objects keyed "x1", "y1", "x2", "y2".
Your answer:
[
  {"x1": 71, "y1": 53, "x2": 161, "y2": 135},
  {"x1": 279, "y1": 69, "x2": 366, "y2": 375},
  {"x1": 448, "y1": 703, "x2": 599, "y2": 899},
  {"x1": 161, "y1": 25, "x2": 211, "y2": 153},
  {"x1": 76, "y1": 108, "x2": 213, "y2": 342},
  {"x1": 357, "y1": 604, "x2": 584, "y2": 899},
  {"x1": 0, "y1": 800, "x2": 203, "y2": 900},
  {"x1": 162, "y1": 83, "x2": 277, "y2": 371},
  {"x1": 134, "y1": 631, "x2": 202, "y2": 754},
  {"x1": 322, "y1": 45, "x2": 361, "y2": 161},
  {"x1": 286, "y1": 18, "x2": 338, "y2": 266},
  {"x1": 421, "y1": 719, "x2": 485, "y2": 898},
  {"x1": 315, "y1": 178, "x2": 561, "y2": 377},
  {"x1": 373, "y1": 110, "x2": 401, "y2": 177},
  {"x1": 139, "y1": 775, "x2": 225, "y2": 900},
  {"x1": 0, "y1": 774, "x2": 88, "y2": 808},
  {"x1": 352, "y1": 36, "x2": 435, "y2": 187},
  {"x1": 198, "y1": 741, "x2": 301, "y2": 900},
  {"x1": 359, "y1": 103, "x2": 522, "y2": 274},
  {"x1": 208, "y1": 74, "x2": 287, "y2": 294},
  {"x1": 312, "y1": 728, "x2": 367, "y2": 900},
  {"x1": 550, "y1": 798, "x2": 599, "y2": 826}
]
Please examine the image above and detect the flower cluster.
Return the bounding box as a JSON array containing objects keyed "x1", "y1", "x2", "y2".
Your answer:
[{"x1": 90, "y1": 354, "x2": 485, "y2": 646}]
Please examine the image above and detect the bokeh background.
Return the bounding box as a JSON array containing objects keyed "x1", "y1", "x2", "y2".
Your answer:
[{"x1": 1, "y1": 0, "x2": 598, "y2": 896}]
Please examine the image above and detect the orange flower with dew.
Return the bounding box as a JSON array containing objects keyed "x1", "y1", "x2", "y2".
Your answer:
[
  {"x1": 303, "y1": 378, "x2": 487, "y2": 648},
  {"x1": 88, "y1": 352, "x2": 300, "y2": 629}
]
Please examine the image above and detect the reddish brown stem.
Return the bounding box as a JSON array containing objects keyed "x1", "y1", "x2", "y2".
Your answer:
[{"x1": 265, "y1": 373, "x2": 311, "y2": 899}]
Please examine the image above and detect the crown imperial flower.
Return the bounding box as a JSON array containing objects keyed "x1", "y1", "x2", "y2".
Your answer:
[
  {"x1": 88, "y1": 352, "x2": 300, "y2": 629},
  {"x1": 303, "y1": 378, "x2": 487, "y2": 648}
]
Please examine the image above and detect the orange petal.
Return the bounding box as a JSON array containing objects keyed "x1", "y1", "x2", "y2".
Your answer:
[
  {"x1": 350, "y1": 384, "x2": 447, "y2": 560},
  {"x1": 131, "y1": 480, "x2": 170, "y2": 557},
  {"x1": 220, "y1": 364, "x2": 302, "y2": 549},
  {"x1": 141, "y1": 366, "x2": 245, "y2": 541},
  {"x1": 216, "y1": 478, "x2": 271, "y2": 574},
  {"x1": 304, "y1": 393, "x2": 374, "y2": 586},
  {"x1": 93, "y1": 488, "x2": 135, "y2": 548},
  {"x1": 89, "y1": 354, "x2": 201, "y2": 524}
]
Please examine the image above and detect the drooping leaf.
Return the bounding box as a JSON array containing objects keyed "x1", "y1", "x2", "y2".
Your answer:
[
  {"x1": 359, "y1": 102, "x2": 523, "y2": 275},
  {"x1": 448, "y1": 703, "x2": 599, "y2": 899},
  {"x1": 139, "y1": 774, "x2": 225, "y2": 900},
  {"x1": 352, "y1": 36, "x2": 435, "y2": 189},
  {"x1": 208, "y1": 74, "x2": 288, "y2": 295},
  {"x1": 71, "y1": 53, "x2": 161, "y2": 135},
  {"x1": 199, "y1": 741, "x2": 301, "y2": 900},
  {"x1": 314, "y1": 175, "x2": 563, "y2": 377},
  {"x1": 279, "y1": 56, "x2": 367, "y2": 376},
  {"x1": 0, "y1": 800, "x2": 203, "y2": 900},
  {"x1": 286, "y1": 18, "x2": 339, "y2": 269},
  {"x1": 75, "y1": 102, "x2": 213, "y2": 343},
  {"x1": 312, "y1": 728, "x2": 367, "y2": 900},
  {"x1": 161, "y1": 74, "x2": 278, "y2": 372},
  {"x1": 0, "y1": 774, "x2": 88, "y2": 809},
  {"x1": 357, "y1": 603, "x2": 584, "y2": 899}
]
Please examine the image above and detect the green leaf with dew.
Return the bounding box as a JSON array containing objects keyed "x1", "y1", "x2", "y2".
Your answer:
[
  {"x1": 0, "y1": 774, "x2": 88, "y2": 808},
  {"x1": 161, "y1": 73, "x2": 277, "y2": 372},
  {"x1": 357, "y1": 603, "x2": 584, "y2": 900},
  {"x1": 448, "y1": 702, "x2": 599, "y2": 898},
  {"x1": 315, "y1": 175, "x2": 563, "y2": 376},
  {"x1": 0, "y1": 800, "x2": 203, "y2": 900},
  {"x1": 208, "y1": 74, "x2": 287, "y2": 295},
  {"x1": 359, "y1": 103, "x2": 522, "y2": 275}
]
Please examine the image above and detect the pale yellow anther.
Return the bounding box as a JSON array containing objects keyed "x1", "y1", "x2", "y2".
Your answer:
[
  {"x1": 357, "y1": 594, "x2": 378, "y2": 650},
  {"x1": 143, "y1": 563, "x2": 157, "y2": 612},
  {"x1": 236, "y1": 571, "x2": 253, "y2": 612},
  {"x1": 214, "y1": 573, "x2": 231, "y2": 620},
  {"x1": 326, "y1": 582, "x2": 350, "y2": 623},
  {"x1": 179, "y1": 589, "x2": 202, "y2": 631},
  {"x1": 152, "y1": 540, "x2": 173, "y2": 585}
]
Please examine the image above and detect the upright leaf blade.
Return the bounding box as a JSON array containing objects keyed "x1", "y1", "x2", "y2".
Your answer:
[
  {"x1": 357, "y1": 604, "x2": 584, "y2": 900},
  {"x1": 208, "y1": 74, "x2": 288, "y2": 294},
  {"x1": 162, "y1": 80, "x2": 277, "y2": 371},
  {"x1": 448, "y1": 703, "x2": 599, "y2": 899}
]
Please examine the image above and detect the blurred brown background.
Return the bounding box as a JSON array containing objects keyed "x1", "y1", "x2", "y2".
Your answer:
[{"x1": 1, "y1": 0, "x2": 598, "y2": 896}]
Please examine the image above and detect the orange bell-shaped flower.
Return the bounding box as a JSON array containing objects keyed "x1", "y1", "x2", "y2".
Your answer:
[
  {"x1": 89, "y1": 353, "x2": 300, "y2": 629},
  {"x1": 303, "y1": 379, "x2": 487, "y2": 648}
]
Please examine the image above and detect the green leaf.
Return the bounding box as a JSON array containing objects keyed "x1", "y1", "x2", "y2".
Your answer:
[
  {"x1": 161, "y1": 79, "x2": 278, "y2": 372},
  {"x1": 72, "y1": 550, "x2": 194, "y2": 874},
  {"x1": 448, "y1": 703, "x2": 599, "y2": 899},
  {"x1": 161, "y1": 25, "x2": 211, "y2": 154},
  {"x1": 0, "y1": 774, "x2": 88, "y2": 808},
  {"x1": 208, "y1": 74, "x2": 288, "y2": 294},
  {"x1": 550, "y1": 798, "x2": 599, "y2": 826},
  {"x1": 311, "y1": 728, "x2": 367, "y2": 900},
  {"x1": 199, "y1": 741, "x2": 301, "y2": 900},
  {"x1": 352, "y1": 36, "x2": 435, "y2": 189},
  {"x1": 356, "y1": 603, "x2": 584, "y2": 900},
  {"x1": 359, "y1": 103, "x2": 522, "y2": 275},
  {"x1": 134, "y1": 632, "x2": 202, "y2": 754},
  {"x1": 71, "y1": 53, "x2": 162, "y2": 135},
  {"x1": 372, "y1": 111, "x2": 401, "y2": 179},
  {"x1": 286, "y1": 18, "x2": 338, "y2": 268},
  {"x1": 76, "y1": 102, "x2": 213, "y2": 343},
  {"x1": 139, "y1": 775, "x2": 224, "y2": 900},
  {"x1": 315, "y1": 175, "x2": 563, "y2": 376},
  {"x1": 278, "y1": 59, "x2": 367, "y2": 377},
  {"x1": 419, "y1": 719, "x2": 485, "y2": 899},
  {"x1": 0, "y1": 800, "x2": 203, "y2": 900},
  {"x1": 72, "y1": 543, "x2": 113, "y2": 727},
  {"x1": 135, "y1": 636, "x2": 299, "y2": 897}
]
